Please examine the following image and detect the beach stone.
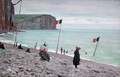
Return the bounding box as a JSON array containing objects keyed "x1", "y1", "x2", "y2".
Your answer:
[
  {"x1": 3, "y1": 60, "x2": 11, "y2": 64},
  {"x1": 98, "y1": 66, "x2": 105, "y2": 70},
  {"x1": 26, "y1": 68, "x2": 32, "y2": 72},
  {"x1": 18, "y1": 66, "x2": 24, "y2": 72},
  {"x1": 92, "y1": 70, "x2": 99, "y2": 73},
  {"x1": 1, "y1": 72, "x2": 11, "y2": 77},
  {"x1": 57, "y1": 74, "x2": 62, "y2": 77},
  {"x1": 18, "y1": 72, "x2": 24, "y2": 77},
  {"x1": 30, "y1": 72, "x2": 35, "y2": 76},
  {"x1": 86, "y1": 65, "x2": 91, "y2": 68}
]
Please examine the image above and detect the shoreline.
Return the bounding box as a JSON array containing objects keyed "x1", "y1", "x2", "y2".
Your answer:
[
  {"x1": 55, "y1": 52, "x2": 120, "y2": 68},
  {"x1": 0, "y1": 30, "x2": 23, "y2": 34},
  {"x1": 0, "y1": 43, "x2": 120, "y2": 77},
  {"x1": 1, "y1": 41, "x2": 120, "y2": 68},
  {"x1": 0, "y1": 30, "x2": 14, "y2": 34}
]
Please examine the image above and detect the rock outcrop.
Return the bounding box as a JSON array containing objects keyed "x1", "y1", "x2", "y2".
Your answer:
[{"x1": 17, "y1": 15, "x2": 56, "y2": 30}]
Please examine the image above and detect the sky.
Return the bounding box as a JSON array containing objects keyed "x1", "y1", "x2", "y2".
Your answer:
[{"x1": 12, "y1": 0, "x2": 120, "y2": 29}]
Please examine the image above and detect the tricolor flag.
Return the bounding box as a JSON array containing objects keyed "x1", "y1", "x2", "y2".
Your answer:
[
  {"x1": 59, "y1": 19, "x2": 62, "y2": 24},
  {"x1": 55, "y1": 20, "x2": 58, "y2": 24},
  {"x1": 93, "y1": 37, "x2": 100, "y2": 43},
  {"x1": 55, "y1": 19, "x2": 62, "y2": 24}
]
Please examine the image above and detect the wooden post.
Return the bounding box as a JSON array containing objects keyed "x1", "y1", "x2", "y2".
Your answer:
[{"x1": 14, "y1": 25, "x2": 17, "y2": 46}]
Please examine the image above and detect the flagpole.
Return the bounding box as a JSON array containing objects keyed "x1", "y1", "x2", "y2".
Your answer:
[
  {"x1": 56, "y1": 23, "x2": 62, "y2": 54},
  {"x1": 93, "y1": 38, "x2": 99, "y2": 56},
  {"x1": 14, "y1": 0, "x2": 22, "y2": 46}
]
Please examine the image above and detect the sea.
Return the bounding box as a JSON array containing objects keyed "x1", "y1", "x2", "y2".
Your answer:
[{"x1": 0, "y1": 29, "x2": 120, "y2": 67}]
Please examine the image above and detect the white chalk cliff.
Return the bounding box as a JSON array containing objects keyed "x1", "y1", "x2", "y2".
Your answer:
[{"x1": 17, "y1": 15, "x2": 56, "y2": 30}]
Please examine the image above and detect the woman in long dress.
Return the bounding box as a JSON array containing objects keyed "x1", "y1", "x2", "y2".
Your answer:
[{"x1": 73, "y1": 46, "x2": 81, "y2": 68}]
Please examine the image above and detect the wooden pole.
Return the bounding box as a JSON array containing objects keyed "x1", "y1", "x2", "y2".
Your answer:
[
  {"x1": 14, "y1": 25, "x2": 17, "y2": 46},
  {"x1": 14, "y1": 0, "x2": 22, "y2": 46},
  {"x1": 56, "y1": 23, "x2": 62, "y2": 54},
  {"x1": 93, "y1": 40, "x2": 99, "y2": 56}
]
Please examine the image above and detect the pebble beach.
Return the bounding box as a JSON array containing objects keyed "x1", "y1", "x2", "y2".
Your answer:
[{"x1": 0, "y1": 43, "x2": 120, "y2": 77}]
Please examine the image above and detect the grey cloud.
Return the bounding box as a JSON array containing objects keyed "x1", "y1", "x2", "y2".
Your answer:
[{"x1": 12, "y1": 0, "x2": 120, "y2": 27}]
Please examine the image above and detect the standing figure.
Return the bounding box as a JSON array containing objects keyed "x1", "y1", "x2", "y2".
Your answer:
[
  {"x1": 34, "y1": 43, "x2": 37, "y2": 49},
  {"x1": 73, "y1": 46, "x2": 81, "y2": 68},
  {"x1": 61, "y1": 47, "x2": 63, "y2": 54},
  {"x1": 66, "y1": 50, "x2": 68, "y2": 54},
  {"x1": 63, "y1": 49, "x2": 65, "y2": 55}
]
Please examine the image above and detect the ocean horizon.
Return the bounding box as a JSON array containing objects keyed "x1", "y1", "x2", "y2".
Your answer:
[{"x1": 0, "y1": 29, "x2": 120, "y2": 67}]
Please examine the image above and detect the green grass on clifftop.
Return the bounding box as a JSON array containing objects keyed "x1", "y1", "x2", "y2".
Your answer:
[{"x1": 15, "y1": 14, "x2": 40, "y2": 23}]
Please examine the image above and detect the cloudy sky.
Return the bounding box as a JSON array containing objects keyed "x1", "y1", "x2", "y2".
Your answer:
[{"x1": 12, "y1": 0, "x2": 120, "y2": 29}]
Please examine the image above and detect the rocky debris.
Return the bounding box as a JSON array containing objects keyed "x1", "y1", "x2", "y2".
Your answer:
[{"x1": 17, "y1": 14, "x2": 56, "y2": 30}]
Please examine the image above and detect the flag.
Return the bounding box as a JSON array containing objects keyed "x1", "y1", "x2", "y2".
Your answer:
[
  {"x1": 55, "y1": 19, "x2": 62, "y2": 24},
  {"x1": 55, "y1": 20, "x2": 58, "y2": 24},
  {"x1": 93, "y1": 37, "x2": 100, "y2": 43},
  {"x1": 59, "y1": 19, "x2": 62, "y2": 24}
]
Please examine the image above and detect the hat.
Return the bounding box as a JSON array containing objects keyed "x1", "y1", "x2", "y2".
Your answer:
[{"x1": 76, "y1": 46, "x2": 81, "y2": 49}]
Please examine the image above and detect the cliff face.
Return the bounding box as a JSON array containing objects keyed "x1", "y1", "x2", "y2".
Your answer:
[
  {"x1": 0, "y1": 0, "x2": 14, "y2": 30},
  {"x1": 17, "y1": 15, "x2": 56, "y2": 30}
]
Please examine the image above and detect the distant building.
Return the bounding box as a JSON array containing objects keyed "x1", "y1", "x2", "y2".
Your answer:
[{"x1": 0, "y1": 0, "x2": 15, "y2": 31}]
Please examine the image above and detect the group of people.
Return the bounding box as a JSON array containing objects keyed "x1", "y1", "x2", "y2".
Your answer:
[
  {"x1": 61, "y1": 46, "x2": 81, "y2": 68},
  {"x1": 60, "y1": 47, "x2": 68, "y2": 55},
  {"x1": 15, "y1": 43, "x2": 31, "y2": 53},
  {"x1": 20, "y1": 42, "x2": 81, "y2": 68},
  {"x1": 0, "y1": 41, "x2": 81, "y2": 68},
  {"x1": 25, "y1": 41, "x2": 81, "y2": 68},
  {"x1": 17, "y1": 42, "x2": 50, "y2": 61}
]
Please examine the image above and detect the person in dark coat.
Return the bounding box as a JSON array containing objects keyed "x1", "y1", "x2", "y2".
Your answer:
[
  {"x1": 18, "y1": 44, "x2": 23, "y2": 49},
  {"x1": 1, "y1": 43, "x2": 5, "y2": 49},
  {"x1": 73, "y1": 46, "x2": 81, "y2": 68},
  {"x1": 0, "y1": 42, "x2": 5, "y2": 49},
  {"x1": 61, "y1": 47, "x2": 63, "y2": 54},
  {"x1": 25, "y1": 48, "x2": 31, "y2": 53},
  {"x1": 0, "y1": 42, "x2": 2, "y2": 48}
]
